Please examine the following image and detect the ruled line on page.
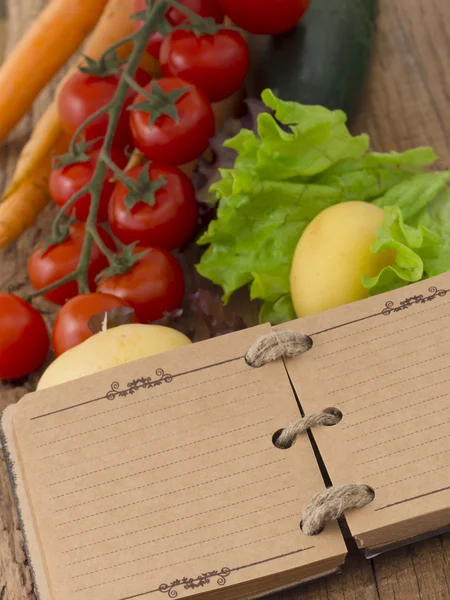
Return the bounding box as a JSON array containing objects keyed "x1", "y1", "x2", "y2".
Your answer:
[
  {"x1": 62, "y1": 491, "x2": 299, "y2": 553},
  {"x1": 316, "y1": 320, "x2": 450, "y2": 372},
  {"x1": 70, "y1": 514, "x2": 299, "y2": 582},
  {"x1": 114, "y1": 546, "x2": 316, "y2": 600},
  {"x1": 56, "y1": 470, "x2": 288, "y2": 528},
  {"x1": 48, "y1": 403, "x2": 268, "y2": 483},
  {"x1": 349, "y1": 402, "x2": 450, "y2": 445},
  {"x1": 321, "y1": 336, "x2": 448, "y2": 382},
  {"x1": 60, "y1": 481, "x2": 294, "y2": 542},
  {"x1": 33, "y1": 368, "x2": 252, "y2": 435},
  {"x1": 375, "y1": 462, "x2": 450, "y2": 490},
  {"x1": 53, "y1": 455, "x2": 286, "y2": 514},
  {"x1": 356, "y1": 423, "x2": 450, "y2": 463},
  {"x1": 42, "y1": 393, "x2": 265, "y2": 464},
  {"x1": 342, "y1": 383, "x2": 450, "y2": 431},
  {"x1": 46, "y1": 419, "x2": 272, "y2": 489},
  {"x1": 311, "y1": 296, "x2": 450, "y2": 355},
  {"x1": 51, "y1": 444, "x2": 272, "y2": 503},
  {"x1": 38, "y1": 379, "x2": 258, "y2": 449},
  {"x1": 31, "y1": 355, "x2": 247, "y2": 420},
  {"x1": 73, "y1": 530, "x2": 305, "y2": 593},
  {"x1": 329, "y1": 350, "x2": 450, "y2": 396},
  {"x1": 65, "y1": 498, "x2": 300, "y2": 567},
  {"x1": 375, "y1": 485, "x2": 450, "y2": 511}
]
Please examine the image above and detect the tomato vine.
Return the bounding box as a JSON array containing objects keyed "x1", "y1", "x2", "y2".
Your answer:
[{"x1": 30, "y1": 0, "x2": 202, "y2": 300}]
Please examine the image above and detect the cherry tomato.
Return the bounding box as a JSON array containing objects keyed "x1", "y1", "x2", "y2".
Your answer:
[
  {"x1": 58, "y1": 71, "x2": 135, "y2": 142},
  {"x1": 217, "y1": 0, "x2": 310, "y2": 34},
  {"x1": 52, "y1": 292, "x2": 135, "y2": 357},
  {"x1": 28, "y1": 223, "x2": 116, "y2": 306},
  {"x1": 97, "y1": 247, "x2": 185, "y2": 322},
  {"x1": 160, "y1": 30, "x2": 250, "y2": 103},
  {"x1": 130, "y1": 78, "x2": 214, "y2": 166},
  {"x1": 109, "y1": 163, "x2": 198, "y2": 250},
  {"x1": 50, "y1": 146, "x2": 127, "y2": 222},
  {"x1": 134, "y1": 0, "x2": 224, "y2": 59},
  {"x1": 0, "y1": 294, "x2": 49, "y2": 380}
]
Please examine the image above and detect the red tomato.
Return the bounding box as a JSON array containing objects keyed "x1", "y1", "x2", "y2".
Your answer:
[
  {"x1": 160, "y1": 30, "x2": 250, "y2": 103},
  {"x1": 134, "y1": 0, "x2": 224, "y2": 59},
  {"x1": 109, "y1": 163, "x2": 198, "y2": 250},
  {"x1": 217, "y1": 0, "x2": 310, "y2": 34},
  {"x1": 50, "y1": 146, "x2": 127, "y2": 222},
  {"x1": 28, "y1": 223, "x2": 116, "y2": 306},
  {"x1": 52, "y1": 293, "x2": 135, "y2": 357},
  {"x1": 0, "y1": 294, "x2": 49, "y2": 380},
  {"x1": 130, "y1": 78, "x2": 214, "y2": 165},
  {"x1": 97, "y1": 247, "x2": 185, "y2": 322},
  {"x1": 58, "y1": 71, "x2": 135, "y2": 142}
]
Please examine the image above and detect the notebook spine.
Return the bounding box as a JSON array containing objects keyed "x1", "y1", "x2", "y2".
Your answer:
[
  {"x1": 0, "y1": 412, "x2": 43, "y2": 600},
  {"x1": 246, "y1": 331, "x2": 375, "y2": 535}
]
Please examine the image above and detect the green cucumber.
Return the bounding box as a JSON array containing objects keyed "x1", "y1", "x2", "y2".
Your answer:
[{"x1": 245, "y1": 0, "x2": 377, "y2": 121}]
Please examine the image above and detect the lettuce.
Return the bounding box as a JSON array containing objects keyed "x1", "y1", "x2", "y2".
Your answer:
[
  {"x1": 362, "y1": 205, "x2": 441, "y2": 295},
  {"x1": 197, "y1": 90, "x2": 450, "y2": 324}
]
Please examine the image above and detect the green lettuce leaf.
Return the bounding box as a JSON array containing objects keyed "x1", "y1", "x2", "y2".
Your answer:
[
  {"x1": 197, "y1": 90, "x2": 450, "y2": 324},
  {"x1": 259, "y1": 294, "x2": 296, "y2": 325},
  {"x1": 373, "y1": 171, "x2": 450, "y2": 220},
  {"x1": 198, "y1": 181, "x2": 341, "y2": 302},
  {"x1": 362, "y1": 205, "x2": 441, "y2": 295},
  {"x1": 364, "y1": 171, "x2": 450, "y2": 294}
]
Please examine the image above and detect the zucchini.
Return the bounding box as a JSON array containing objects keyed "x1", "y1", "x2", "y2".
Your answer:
[{"x1": 245, "y1": 0, "x2": 378, "y2": 121}]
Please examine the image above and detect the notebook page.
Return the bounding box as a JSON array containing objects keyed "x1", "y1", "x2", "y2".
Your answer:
[
  {"x1": 12, "y1": 325, "x2": 345, "y2": 600},
  {"x1": 280, "y1": 272, "x2": 450, "y2": 548}
]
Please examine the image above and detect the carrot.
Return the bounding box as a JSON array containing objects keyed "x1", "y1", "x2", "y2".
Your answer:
[
  {"x1": 0, "y1": 133, "x2": 70, "y2": 248},
  {"x1": 0, "y1": 0, "x2": 110, "y2": 146},
  {"x1": 3, "y1": 0, "x2": 154, "y2": 199}
]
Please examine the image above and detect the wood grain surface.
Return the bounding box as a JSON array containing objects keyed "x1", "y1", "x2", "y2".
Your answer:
[{"x1": 0, "y1": 0, "x2": 449, "y2": 599}]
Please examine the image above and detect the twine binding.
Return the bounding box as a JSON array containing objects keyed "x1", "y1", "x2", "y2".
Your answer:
[
  {"x1": 245, "y1": 331, "x2": 312, "y2": 368},
  {"x1": 301, "y1": 484, "x2": 375, "y2": 536},
  {"x1": 274, "y1": 408, "x2": 342, "y2": 449},
  {"x1": 246, "y1": 331, "x2": 375, "y2": 534}
]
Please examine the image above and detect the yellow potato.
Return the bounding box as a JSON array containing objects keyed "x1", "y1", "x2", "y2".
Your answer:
[
  {"x1": 290, "y1": 201, "x2": 396, "y2": 317},
  {"x1": 38, "y1": 324, "x2": 191, "y2": 390}
]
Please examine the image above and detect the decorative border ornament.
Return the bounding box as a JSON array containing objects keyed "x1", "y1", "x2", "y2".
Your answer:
[
  {"x1": 105, "y1": 369, "x2": 174, "y2": 401},
  {"x1": 158, "y1": 568, "x2": 231, "y2": 598},
  {"x1": 382, "y1": 287, "x2": 448, "y2": 316}
]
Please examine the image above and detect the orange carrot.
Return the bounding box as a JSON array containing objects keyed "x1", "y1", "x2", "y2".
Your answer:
[
  {"x1": 3, "y1": 0, "x2": 153, "y2": 199},
  {"x1": 0, "y1": 133, "x2": 69, "y2": 248},
  {"x1": 0, "y1": 0, "x2": 110, "y2": 145}
]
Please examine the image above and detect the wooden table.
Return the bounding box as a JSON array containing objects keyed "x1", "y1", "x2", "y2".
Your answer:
[{"x1": 1, "y1": 1, "x2": 450, "y2": 598}]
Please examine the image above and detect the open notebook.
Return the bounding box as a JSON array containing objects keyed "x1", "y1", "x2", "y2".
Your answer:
[{"x1": 2, "y1": 271, "x2": 450, "y2": 599}]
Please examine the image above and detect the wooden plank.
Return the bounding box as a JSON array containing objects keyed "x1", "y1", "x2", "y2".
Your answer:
[{"x1": 0, "y1": 0, "x2": 450, "y2": 598}]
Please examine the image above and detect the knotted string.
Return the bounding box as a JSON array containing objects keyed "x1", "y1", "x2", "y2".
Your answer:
[
  {"x1": 246, "y1": 331, "x2": 375, "y2": 534},
  {"x1": 301, "y1": 484, "x2": 375, "y2": 535},
  {"x1": 274, "y1": 407, "x2": 342, "y2": 449},
  {"x1": 245, "y1": 331, "x2": 313, "y2": 368}
]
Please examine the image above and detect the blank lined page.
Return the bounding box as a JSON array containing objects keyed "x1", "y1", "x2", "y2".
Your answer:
[
  {"x1": 281, "y1": 272, "x2": 450, "y2": 548},
  {"x1": 13, "y1": 325, "x2": 345, "y2": 600}
]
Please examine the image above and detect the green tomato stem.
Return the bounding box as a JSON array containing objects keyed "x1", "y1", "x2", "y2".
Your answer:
[
  {"x1": 100, "y1": 150, "x2": 137, "y2": 189},
  {"x1": 99, "y1": 32, "x2": 138, "y2": 62},
  {"x1": 31, "y1": 0, "x2": 170, "y2": 300},
  {"x1": 51, "y1": 183, "x2": 91, "y2": 231},
  {"x1": 123, "y1": 73, "x2": 151, "y2": 97},
  {"x1": 69, "y1": 106, "x2": 109, "y2": 154},
  {"x1": 28, "y1": 271, "x2": 80, "y2": 300}
]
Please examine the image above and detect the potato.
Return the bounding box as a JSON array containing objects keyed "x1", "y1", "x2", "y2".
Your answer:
[
  {"x1": 38, "y1": 324, "x2": 191, "y2": 390},
  {"x1": 290, "y1": 201, "x2": 396, "y2": 317}
]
